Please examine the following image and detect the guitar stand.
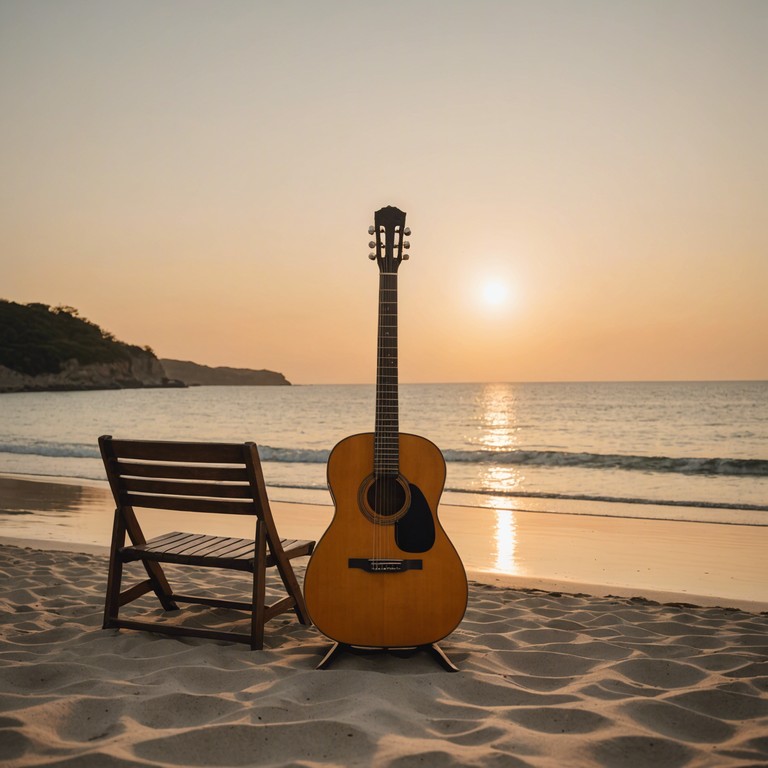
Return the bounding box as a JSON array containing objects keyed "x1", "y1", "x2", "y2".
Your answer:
[{"x1": 316, "y1": 642, "x2": 459, "y2": 672}]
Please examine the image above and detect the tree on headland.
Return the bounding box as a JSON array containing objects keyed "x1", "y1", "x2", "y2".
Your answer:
[{"x1": 0, "y1": 299, "x2": 156, "y2": 376}]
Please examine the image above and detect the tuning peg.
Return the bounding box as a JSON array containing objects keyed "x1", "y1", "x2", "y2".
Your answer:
[
  {"x1": 403, "y1": 241, "x2": 410, "y2": 249},
  {"x1": 402, "y1": 254, "x2": 410, "y2": 260},
  {"x1": 368, "y1": 225, "x2": 375, "y2": 235},
  {"x1": 368, "y1": 240, "x2": 376, "y2": 248},
  {"x1": 368, "y1": 253, "x2": 376, "y2": 260},
  {"x1": 404, "y1": 227, "x2": 411, "y2": 236}
]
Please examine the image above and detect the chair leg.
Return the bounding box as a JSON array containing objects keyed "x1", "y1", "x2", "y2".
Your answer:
[
  {"x1": 270, "y1": 551, "x2": 312, "y2": 625},
  {"x1": 103, "y1": 510, "x2": 125, "y2": 628},
  {"x1": 141, "y1": 561, "x2": 179, "y2": 612},
  {"x1": 122, "y1": 506, "x2": 177, "y2": 611},
  {"x1": 250, "y1": 523, "x2": 267, "y2": 650},
  {"x1": 291, "y1": 586, "x2": 312, "y2": 626},
  {"x1": 280, "y1": 556, "x2": 312, "y2": 626}
]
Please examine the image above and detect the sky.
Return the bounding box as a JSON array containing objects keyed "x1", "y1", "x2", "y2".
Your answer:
[{"x1": 1, "y1": 0, "x2": 766, "y2": 384}]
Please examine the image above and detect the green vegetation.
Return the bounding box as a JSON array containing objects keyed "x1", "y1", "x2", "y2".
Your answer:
[{"x1": 0, "y1": 300, "x2": 155, "y2": 376}]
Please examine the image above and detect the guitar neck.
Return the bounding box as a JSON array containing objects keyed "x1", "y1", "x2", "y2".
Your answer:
[{"x1": 374, "y1": 271, "x2": 399, "y2": 476}]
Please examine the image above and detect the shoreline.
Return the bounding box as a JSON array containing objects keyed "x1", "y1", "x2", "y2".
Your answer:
[{"x1": 2, "y1": 474, "x2": 766, "y2": 612}]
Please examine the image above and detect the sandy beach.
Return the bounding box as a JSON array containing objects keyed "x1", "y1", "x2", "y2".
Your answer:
[{"x1": 1, "y1": 476, "x2": 767, "y2": 766}]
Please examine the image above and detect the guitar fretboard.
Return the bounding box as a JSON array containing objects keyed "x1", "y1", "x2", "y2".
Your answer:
[{"x1": 374, "y1": 272, "x2": 399, "y2": 476}]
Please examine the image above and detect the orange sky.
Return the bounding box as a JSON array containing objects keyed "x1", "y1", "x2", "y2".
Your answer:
[{"x1": 1, "y1": 1, "x2": 766, "y2": 384}]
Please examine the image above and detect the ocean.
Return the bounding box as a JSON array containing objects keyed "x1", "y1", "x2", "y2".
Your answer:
[{"x1": 1, "y1": 381, "x2": 766, "y2": 526}]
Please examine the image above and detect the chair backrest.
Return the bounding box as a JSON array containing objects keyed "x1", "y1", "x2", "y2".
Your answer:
[{"x1": 98, "y1": 435, "x2": 271, "y2": 518}]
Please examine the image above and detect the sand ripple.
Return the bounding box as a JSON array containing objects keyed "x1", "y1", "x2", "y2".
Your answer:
[{"x1": 1, "y1": 543, "x2": 767, "y2": 767}]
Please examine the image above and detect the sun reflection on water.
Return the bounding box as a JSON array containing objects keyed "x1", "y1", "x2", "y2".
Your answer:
[
  {"x1": 493, "y1": 507, "x2": 519, "y2": 574},
  {"x1": 475, "y1": 385, "x2": 524, "y2": 574},
  {"x1": 476, "y1": 383, "x2": 520, "y2": 450},
  {"x1": 481, "y1": 464, "x2": 525, "y2": 495}
]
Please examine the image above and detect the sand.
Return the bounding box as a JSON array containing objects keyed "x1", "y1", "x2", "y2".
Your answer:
[{"x1": 1, "y1": 542, "x2": 767, "y2": 768}]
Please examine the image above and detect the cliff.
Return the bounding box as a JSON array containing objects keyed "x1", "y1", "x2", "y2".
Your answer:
[
  {"x1": 0, "y1": 300, "x2": 169, "y2": 393},
  {"x1": 0, "y1": 356, "x2": 169, "y2": 393},
  {"x1": 160, "y1": 359, "x2": 290, "y2": 386}
]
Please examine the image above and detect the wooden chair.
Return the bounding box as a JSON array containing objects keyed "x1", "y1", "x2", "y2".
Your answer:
[{"x1": 98, "y1": 435, "x2": 314, "y2": 649}]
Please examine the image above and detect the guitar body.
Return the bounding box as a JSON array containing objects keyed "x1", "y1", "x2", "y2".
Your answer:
[{"x1": 304, "y1": 432, "x2": 468, "y2": 648}]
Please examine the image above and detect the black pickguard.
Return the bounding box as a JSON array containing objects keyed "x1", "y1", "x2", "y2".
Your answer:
[{"x1": 395, "y1": 483, "x2": 436, "y2": 553}]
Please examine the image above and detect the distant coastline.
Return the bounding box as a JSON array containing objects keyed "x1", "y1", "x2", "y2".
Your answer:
[
  {"x1": 160, "y1": 358, "x2": 290, "y2": 387},
  {"x1": 0, "y1": 300, "x2": 289, "y2": 393}
]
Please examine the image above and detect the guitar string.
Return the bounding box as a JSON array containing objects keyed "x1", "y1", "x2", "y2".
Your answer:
[
  {"x1": 374, "y1": 220, "x2": 403, "y2": 565},
  {"x1": 375, "y1": 224, "x2": 380, "y2": 565},
  {"x1": 384, "y1": 230, "x2": 395, "y2": 563},
  {"x1": 377, "y1": 224, "x2": 397, "y2": 564},
  {"x1": 377, "y1": 223, "x2": 384, "y2": 565},
  {"x1": 387, "y1": 227, "x2": 400, "y2": 562},
  {"x1": 377, "y1": 256, "x2": 382, "y2": 565},
  {"x1": 376, "y1": 231, "x2": 390, "y2": 558}
]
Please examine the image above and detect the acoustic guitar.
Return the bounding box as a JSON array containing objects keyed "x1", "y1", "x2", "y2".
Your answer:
[{"x1": 304, "y1": 206, "x2": 467, "y2": 660}]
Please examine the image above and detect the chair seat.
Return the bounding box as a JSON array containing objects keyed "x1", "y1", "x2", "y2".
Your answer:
[{"x1": 121, "y1": 531, "x2": 314, "y2": 571}]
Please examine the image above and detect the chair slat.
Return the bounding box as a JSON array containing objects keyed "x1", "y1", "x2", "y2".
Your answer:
[
  {"x1": 110, "y1": 439, "x2": 246, "y2": 464},
  {"x1": 141, "y1": 532, "x2": 200, "y2": 554},
  {"x1": 140, "y1": 531, "x2": 191, "y2": 549},
  {"x1": 165, "y1": 534, "x2": 214, "y2": 556},
  {"x1": 126, "y1": 533, "x2": 257, "y2": 561},
  {"x1": 125, "y1": 493, "x2": 256, "y2": 515},
  {"x1": 121, "y1": 477, "x2": 254, "y2": 499},
  {"x1": 210, "y1": 539, "x2": 257, "y2": 558},
  {"x1": 221, "y1": 541, "x2": 258, "y2": 559},
  {"x1": 124, "y1": 548, "x2": 255, "y2": 571},
  {"x1": 170, "y1": 535, "x2": 248, "y2": 557},
  {"x1": 115, "y1": 462, "x2": 249, "y2": 482},
  {"x1": 181, "y1": 536, "x2": 243, "y2": 557}
]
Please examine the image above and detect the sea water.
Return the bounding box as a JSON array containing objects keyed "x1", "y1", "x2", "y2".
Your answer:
[{"x1": 0, "y1": 381, "x2": 766, "y2": 525}]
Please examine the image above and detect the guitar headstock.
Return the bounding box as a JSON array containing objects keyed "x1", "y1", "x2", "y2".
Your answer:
[{"x1": 368, "y1": 206, "x2": 411, "y2": 272}]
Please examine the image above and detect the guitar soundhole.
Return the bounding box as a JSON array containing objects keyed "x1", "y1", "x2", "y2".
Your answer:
[{"x1": 359, "y1": 474, "x2": 411, "y2": 524}]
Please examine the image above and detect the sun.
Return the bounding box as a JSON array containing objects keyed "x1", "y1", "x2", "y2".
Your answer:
[{"x1": 482, "y1": 280, "x2": 508, "y2": 307}]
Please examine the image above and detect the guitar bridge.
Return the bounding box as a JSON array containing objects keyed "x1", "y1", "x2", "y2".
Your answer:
[{"x1": 348, "y1": 558, "x2": 423, "y2": 573}]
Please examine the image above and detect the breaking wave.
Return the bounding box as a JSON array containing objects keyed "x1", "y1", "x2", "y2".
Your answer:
[
  {"x1": 441, "y1": 449, "x2": 768, "y2": 477},
  {"x1": 1, "y1": 441, "x2": 765, "y2": 477}
]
